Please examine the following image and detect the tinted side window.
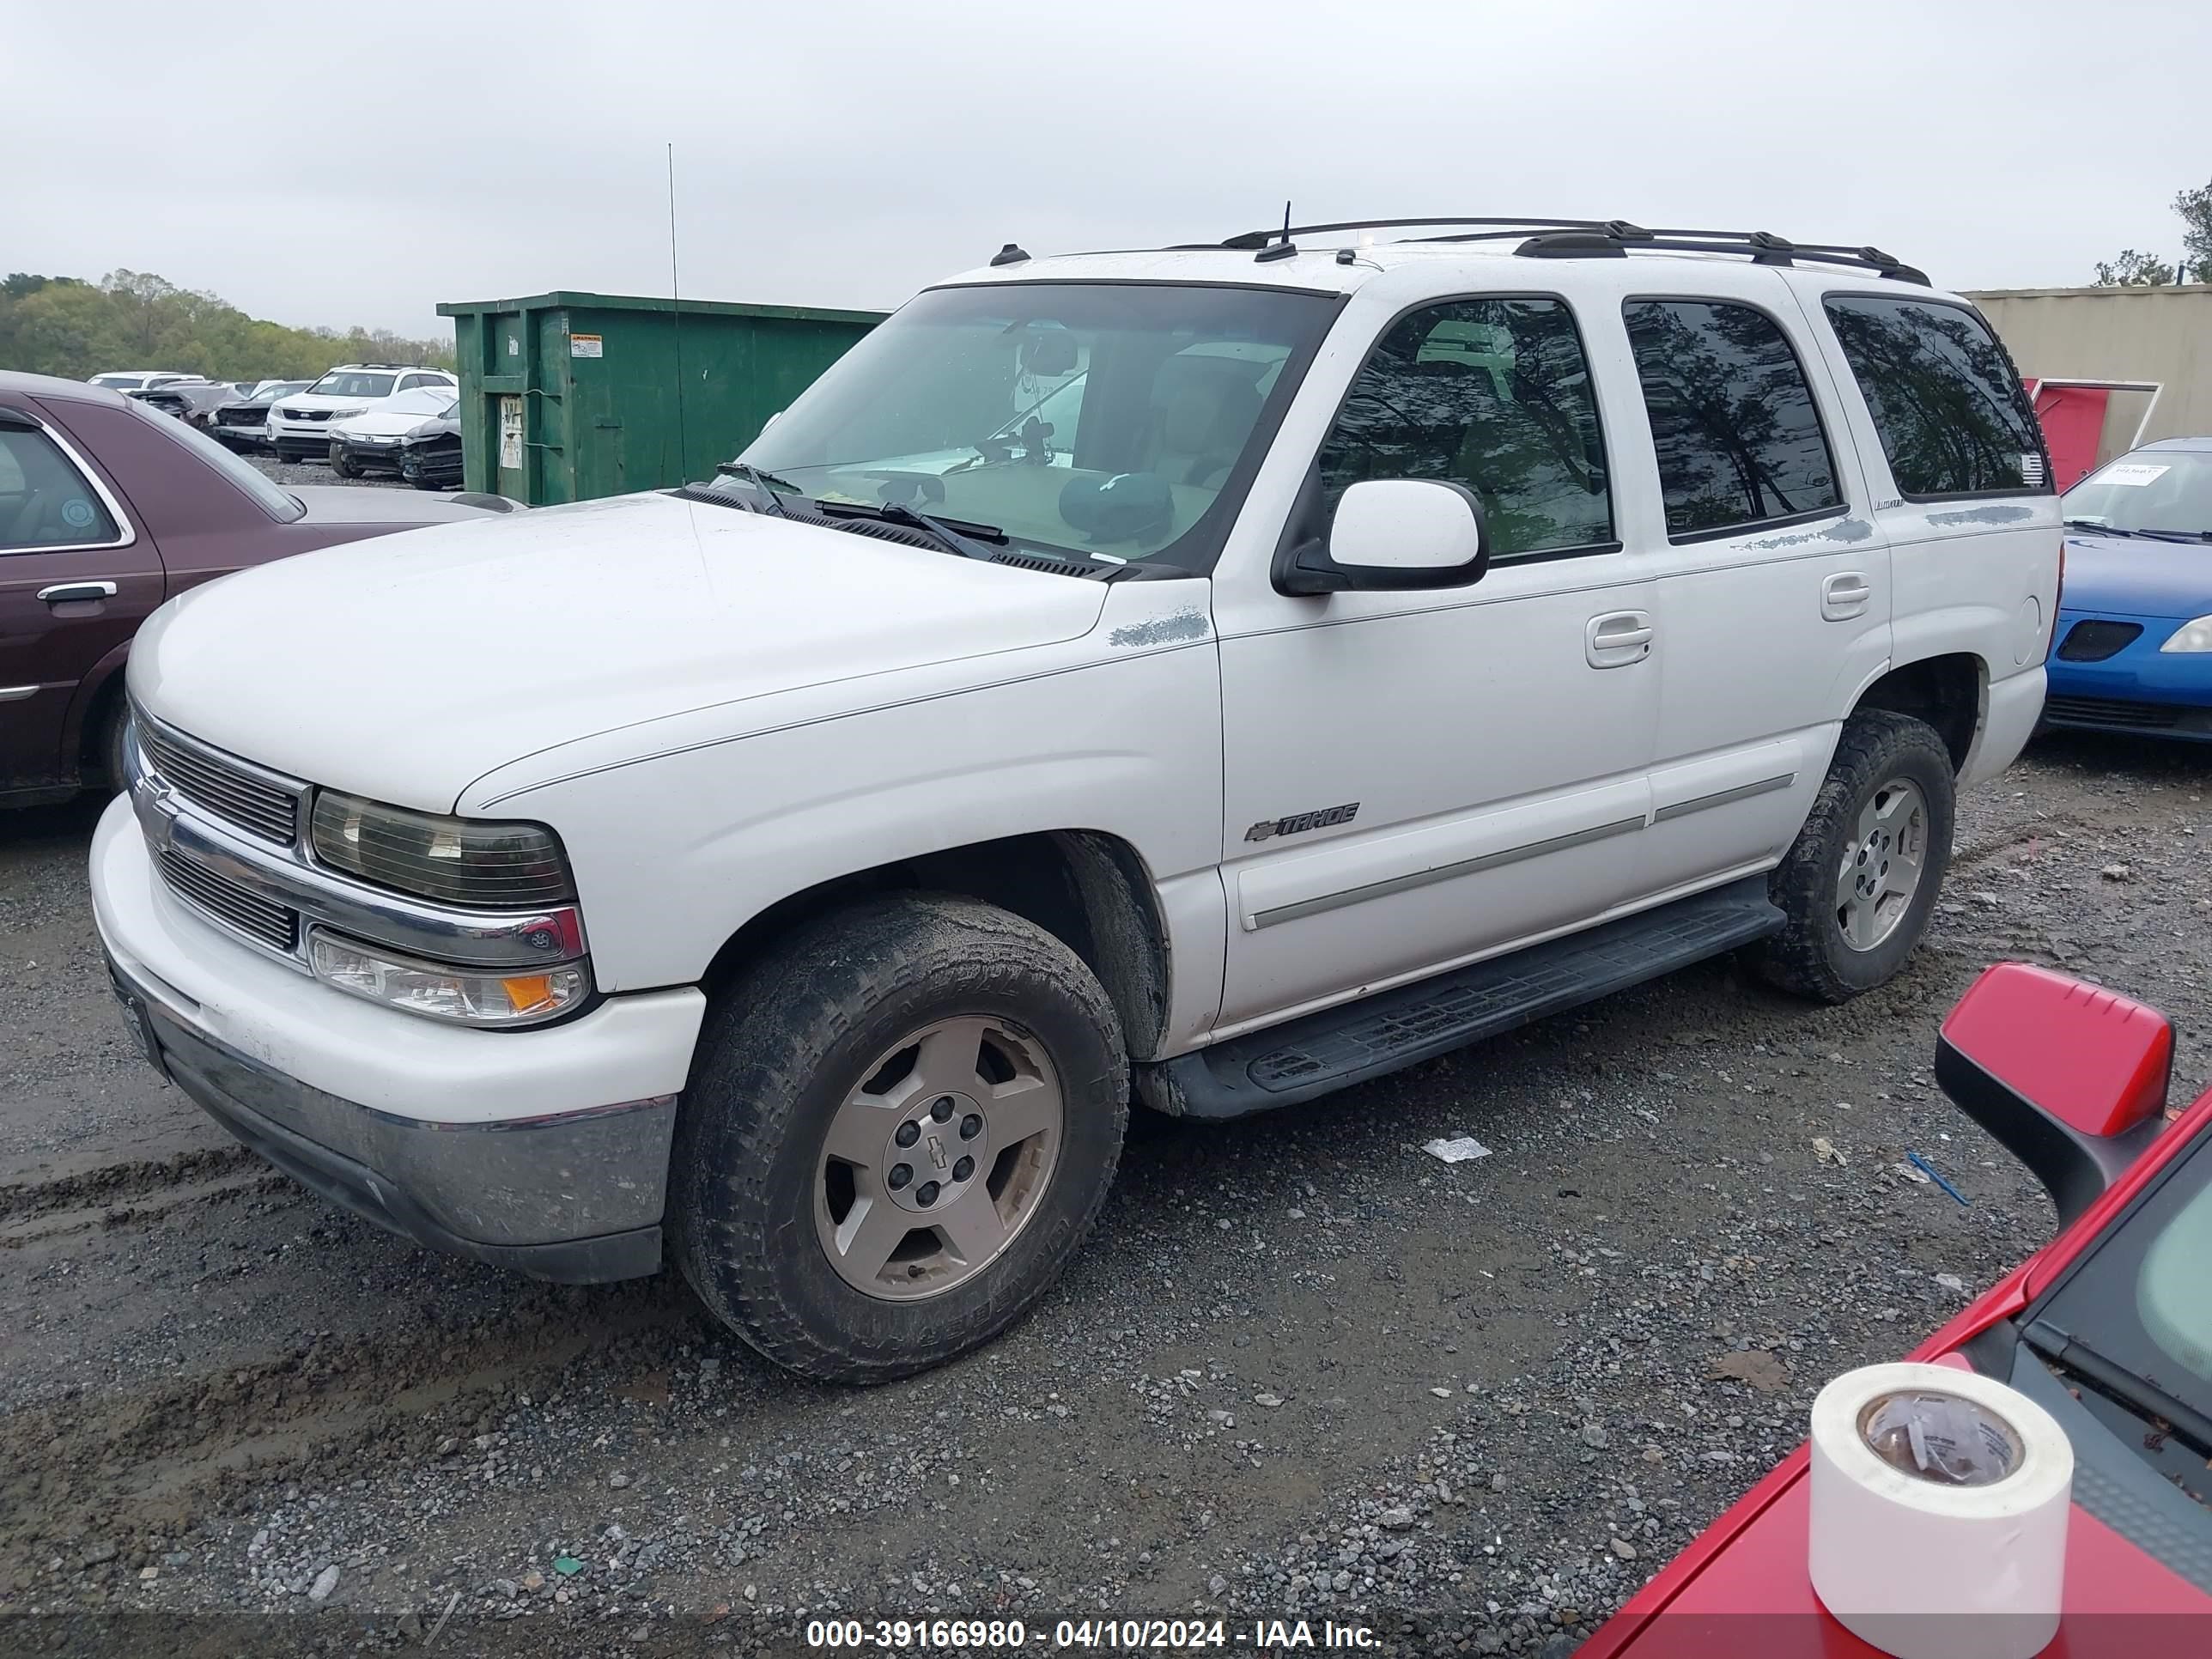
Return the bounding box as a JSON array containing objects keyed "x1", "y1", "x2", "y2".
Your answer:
[
  {"x1": 0, "y1": 426, "x2": 120, "y2": 550},
  {"x1": 1824, "y1": 296, "x2": 2046, "y2": 498},
  {"x1": 1624, "y1": 300, "x2": 1842, "y2": 538},
  {"x1": 1317, "y1": 298, "x2": 1612, "y2": 560}
]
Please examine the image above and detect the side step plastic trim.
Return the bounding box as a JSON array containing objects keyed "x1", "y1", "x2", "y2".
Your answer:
[{"x1": 1154, "y1": 875, "x2": 1784, "y2": 1120}]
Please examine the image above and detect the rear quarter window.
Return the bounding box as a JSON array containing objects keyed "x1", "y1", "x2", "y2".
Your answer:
[
  {"x1": 1623, "y1": 298, "x2": 1842, "y2": 539},
  {"x1": 1823, "y1": 295, "x2": 2049, "y2": 501}
]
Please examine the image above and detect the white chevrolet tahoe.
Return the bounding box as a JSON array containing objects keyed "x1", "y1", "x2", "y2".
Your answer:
[{"x1": 90, "y1": 219, "x2": 2060, "y2": 1382}]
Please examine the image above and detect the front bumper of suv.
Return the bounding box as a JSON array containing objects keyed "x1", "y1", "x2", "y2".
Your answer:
[
  {"x1": 269, "y1": 415, "x2": 340, "y2": 461},
  {"x1": 90, "y1": 789, "x2": 706, "y2": 1283}
]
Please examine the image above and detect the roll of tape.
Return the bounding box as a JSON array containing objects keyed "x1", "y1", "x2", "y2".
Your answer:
[{"x1": 1809, "y1": 1361, "x2": 2072, "y2": 1659}]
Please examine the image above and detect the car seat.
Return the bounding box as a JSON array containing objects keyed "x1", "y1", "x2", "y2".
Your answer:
[{"x1": 1144, "y1": 368, "x2": 1265, "y2": 490}]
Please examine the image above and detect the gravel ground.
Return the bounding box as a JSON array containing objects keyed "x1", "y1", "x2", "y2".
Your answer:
[
  {"x1": 249, "y1": 455, "x2": 413, "y2": 491},
  {"x1": 2, "y1": 732, "x2": 2206, "y2": 1657}
]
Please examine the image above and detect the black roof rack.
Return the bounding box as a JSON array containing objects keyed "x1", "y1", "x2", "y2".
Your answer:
[{"x1": 1212, "y1": 216, "x2": 1929, "y2": 284}]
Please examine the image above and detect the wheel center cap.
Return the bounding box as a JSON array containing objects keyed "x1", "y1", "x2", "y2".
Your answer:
[{"x1": 883, "y1": 1091, "x2": 989, "y2": 1213}]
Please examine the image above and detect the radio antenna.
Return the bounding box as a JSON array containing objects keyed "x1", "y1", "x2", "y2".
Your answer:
[
  {"x1": 666, "y1": 142, "x2": 690, "y2": 478},
  {"x1": 1253, "y1": 199, "x2": 1299, "y2": 264}
]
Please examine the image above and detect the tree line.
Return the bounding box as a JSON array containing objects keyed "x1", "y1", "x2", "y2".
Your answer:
[
  {"x1": 2094, "y1": 177, "x2": 2211, "y2": 287},
  {"x1": 0, "y1": 270, "x2": 455, "y2": 382}
]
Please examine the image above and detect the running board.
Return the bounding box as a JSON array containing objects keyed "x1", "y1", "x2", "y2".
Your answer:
[{"x1": 1155, "y1": 876, "x2": 1784, "y2": 1120}]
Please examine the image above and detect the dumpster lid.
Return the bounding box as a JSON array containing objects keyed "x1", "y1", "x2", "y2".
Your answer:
[{"x1": 435, "y1": 289, "x2": 885, "y2": 326}]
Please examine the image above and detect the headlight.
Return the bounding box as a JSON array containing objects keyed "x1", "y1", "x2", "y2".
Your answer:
[
  {"x1": 309, "y1": 931, "x2": 588, "y2": 1026},
  {"x1": 327, "y1": 406, "x2": 366, "y2": 419},
  {"x1": 2160, "y1": 616, "x2": 2212, "y2": 653},
  {"x1": 311, "y1": 792, "x2": 576, "y2": 907}
]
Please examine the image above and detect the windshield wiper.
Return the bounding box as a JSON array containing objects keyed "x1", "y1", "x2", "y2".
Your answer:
[
  {"x1": 817, "y1": 499, "x2": 1007, "y2": 561},
  {"x1": 2065, "y1": 520, "x2": 2135, "y2": 537},
  {"x1": 713, "y1": 462, "x2": 804, "y2": 516},
  {"x1": 2130, "y1": 528, "x2": 2212, "y2": 544},
  {"x1": 2023, "y1": 1318, "x2": 2212, "y2": 1454}
]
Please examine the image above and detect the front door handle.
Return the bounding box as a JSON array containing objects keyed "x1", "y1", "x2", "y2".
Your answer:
[
  {"x1": 1586, "y1": 610, "x2": 1654, "y2": 667},
  {"x1": 38, "y1": 580, "x2": 119, "y2": 605},
  {"x1": 1821, "y1": 572, "x2": 1873, "y2": 621}
]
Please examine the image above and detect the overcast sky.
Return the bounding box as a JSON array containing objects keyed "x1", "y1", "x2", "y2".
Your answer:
[{"x1": 9, "y1": 0, "x2": 2206, "y2": 339}]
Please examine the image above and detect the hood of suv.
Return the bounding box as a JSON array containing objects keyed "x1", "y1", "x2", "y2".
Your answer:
[
  {"x1": 128, "y1": 491, "x2": 1113, "y2": 812},
  {"x1": 275, "y1": 392, "x2": 384, "y2": 416}
]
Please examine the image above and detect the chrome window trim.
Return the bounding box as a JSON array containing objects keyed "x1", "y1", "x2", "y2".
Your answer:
[
  {"x1": 0, "y1": 408, "x2": 142, "y2": 558},
  {"x1": 125, "y1": 721, "x2": 589, "y2": 973}
]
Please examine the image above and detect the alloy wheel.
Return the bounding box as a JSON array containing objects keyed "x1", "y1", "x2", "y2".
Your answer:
[
  {"x1": 813, "y1": 1015, "x2": 1064, "y2": 1300},
  {"x1": 1834, "y1": 776, "x2": 1928, "y2": 951}
]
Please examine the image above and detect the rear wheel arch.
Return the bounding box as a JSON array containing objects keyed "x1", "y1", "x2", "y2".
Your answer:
[
  {"x1": 696, "y1": 829, "x2": 1172, "y2": 1063},
  {"x1": 1850, "y1": 652, "x2": 1984, "y2": 774},
  {"x1": 69, "y1": 646, "x2": 134, "y2": 790}
]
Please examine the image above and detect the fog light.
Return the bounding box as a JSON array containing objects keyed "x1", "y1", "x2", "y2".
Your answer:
[{"x1": 308, "y1": 931, "x2": 588, "y2": 1026}]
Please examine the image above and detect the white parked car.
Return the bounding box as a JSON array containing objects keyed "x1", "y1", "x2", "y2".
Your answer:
[
  {"x1": 92, "y1": 219, "x2": 2060, "y2": 1382},
  {"x1": 267, "y1": 364, "x2": 457, "y2": 464},
  {"x1": 88, "y1": 370, "x2": 195, "y2": 392},
  {"x1": 326, "y1": 387, "x2": 461, "y2": 478}
]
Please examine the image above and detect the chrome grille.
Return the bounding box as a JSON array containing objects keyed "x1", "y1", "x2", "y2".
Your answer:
[
  {"x1": 157, "y1": 849, "x2": 299, "y2": 951},
  {"x1": 137, "y1": 720, "x2": 301, "y2": 844}
]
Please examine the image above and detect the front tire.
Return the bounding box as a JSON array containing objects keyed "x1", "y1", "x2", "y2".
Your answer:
[
  {"x1": 1755, "y1": 709, "x2": 1956, "y2": 1003},
  {"x1": 672, "y1": 894, "x2": 1127, "y2": 1383}
]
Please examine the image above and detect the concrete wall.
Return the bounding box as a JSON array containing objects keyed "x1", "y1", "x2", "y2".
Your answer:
[{"x1": 1965, "y1": 284, "x2": 2212, "y2": 465}]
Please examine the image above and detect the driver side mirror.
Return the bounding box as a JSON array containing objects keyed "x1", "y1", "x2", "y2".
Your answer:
[
  {"x1": 1935, "y1": 963, "x2": 2172, "y2": 1226},
  {"x1": 1274, "y1": 478, "x2": 1490, "y2": 596}
]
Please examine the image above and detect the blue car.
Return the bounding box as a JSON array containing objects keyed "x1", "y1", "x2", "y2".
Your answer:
[{"x1": 2044, "y1": 437, "x2": 2212, "y2": 740}]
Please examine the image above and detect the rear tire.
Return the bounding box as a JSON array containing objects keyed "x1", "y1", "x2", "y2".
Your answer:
[
  {"x1": 1755, "y1": 709, "x2": 1955, "y2": 1003},
  {"x1": 672, "y1": 894, "x2": 1127, "y2": 1383}
]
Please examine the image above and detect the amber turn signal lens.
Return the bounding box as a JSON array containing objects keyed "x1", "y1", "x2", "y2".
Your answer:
[{"x1": 499, "y1": 975, "x2": 557, "y2": 1015}]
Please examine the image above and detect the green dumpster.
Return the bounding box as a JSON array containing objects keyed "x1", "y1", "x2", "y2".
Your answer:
[{"x1": 434, "y1": 290, "x2": 884, "y2": 505}]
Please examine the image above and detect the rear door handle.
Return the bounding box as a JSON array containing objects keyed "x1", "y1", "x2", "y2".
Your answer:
[
  {"x1": 37, "y1": 580, "x2": 119, "y2": 605},
  {"x1": 1586, "y1": 610, "x2": 1654, "y2": 667},
  {"x1": 1821, "y1": 572, "x2": 1872, "y2": 621}
]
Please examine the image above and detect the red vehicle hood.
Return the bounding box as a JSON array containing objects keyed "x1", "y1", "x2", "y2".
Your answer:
[
  {"x1": 1583, "y1": 1085, "x2": 2212, "y2": 1659},
  {"x1": 1584, "y1": 1447, "x2": 2210, "y2": 1657}
]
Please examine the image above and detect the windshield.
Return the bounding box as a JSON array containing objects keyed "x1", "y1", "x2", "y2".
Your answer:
[
  {"x1": 2063, "y1": 448, "x2": 2212, "y2": 537},
  {"x1": 139, "y1": 402, "x2": 306, "y2": 522},
  {"x1": 252, "y1": 382, "x2": 307, "y2": 404},
  {"x1": 718, "y1": 282, "x2": 1337, "y2": 568},
  {"x1": 93, "y1": 374, "x2": 148, "y2": 391},
  {"x1": 307, "y1": 371, "x2": 397, "y2": 400},
  {"x1": 2032, "y1": 1127, "x2": 2212, "y2": 1496}
]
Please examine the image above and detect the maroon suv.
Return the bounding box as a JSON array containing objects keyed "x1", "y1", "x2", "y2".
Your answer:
[{"x1": 0, "y1": 372, "x2": 508, "y2": 804}]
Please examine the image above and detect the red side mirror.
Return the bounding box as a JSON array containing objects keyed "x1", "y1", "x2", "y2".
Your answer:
[{"x1": 1936, "y1": 963, "x2": 2172, "y2": 1224}]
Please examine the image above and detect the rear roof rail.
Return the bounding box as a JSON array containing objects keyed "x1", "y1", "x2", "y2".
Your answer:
[{"x1": 1212, "y1": 216, "x2": 1929, "y2": 284}]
